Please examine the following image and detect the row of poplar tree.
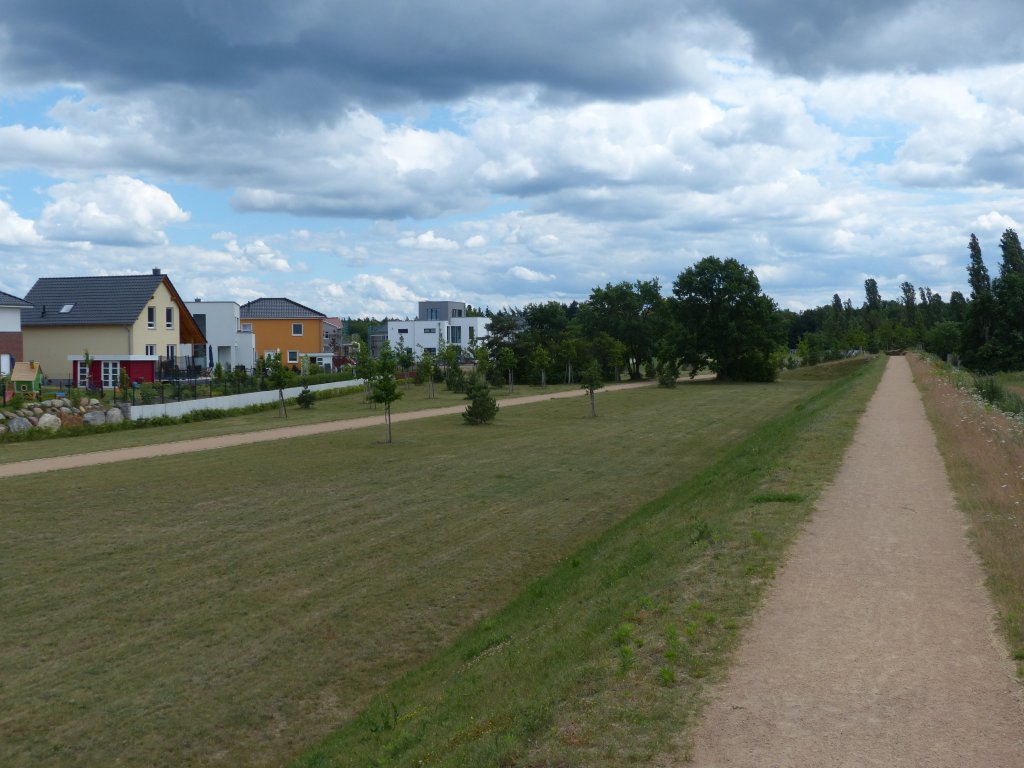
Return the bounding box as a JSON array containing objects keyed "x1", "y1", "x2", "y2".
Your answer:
[{"x1": 789, "y1": 229, "x2": 1024, "y2": 372}]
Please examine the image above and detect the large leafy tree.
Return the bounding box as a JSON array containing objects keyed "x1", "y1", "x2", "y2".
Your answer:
[
  {"x1": 671, "y1": 256, "x2": 782, "y2": 382},
  {"x1": 577, "y1": 279, "x2": 664, "y2": 380}
]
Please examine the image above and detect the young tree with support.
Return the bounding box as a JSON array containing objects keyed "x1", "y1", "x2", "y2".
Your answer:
[
  {"x1": 581, "y1": 360, "x2": 603, "y2": 417},
  {"x1": 371, "y1": 340, "x2": 403, "y2": 444}
]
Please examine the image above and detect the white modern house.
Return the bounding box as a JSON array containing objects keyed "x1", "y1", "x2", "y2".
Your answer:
[
  {"x1": 184, "y1": 300, "x2": 257, "y2": 372},
  {"x1": 387, "y1": 301, "x2": 490, "y2": 360}
]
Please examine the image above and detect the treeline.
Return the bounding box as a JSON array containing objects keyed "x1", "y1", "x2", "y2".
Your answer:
[
  {"x1": 790, "y1": 228, "x2": 1024, "y2": 372},
  {"x1": 459, "y1": 255, "x2": 784, "y2": 386}
]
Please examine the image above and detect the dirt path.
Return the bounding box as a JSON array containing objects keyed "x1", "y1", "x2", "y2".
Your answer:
[
  {"x1": 0, "y1": 381, "x2": 653, "y2": 479},
  {"x1": 682, "y1": 356, "x2": 1024, "y2": 766}
]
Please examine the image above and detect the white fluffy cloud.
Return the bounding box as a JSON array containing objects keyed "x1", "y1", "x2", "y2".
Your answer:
[{"x1": 36, "y1": 175, "x2": 188, "y2": 245}]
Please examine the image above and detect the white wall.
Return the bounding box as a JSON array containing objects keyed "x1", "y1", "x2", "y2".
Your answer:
[
  {"x1": 125, "y1": 379, "x2": 363, "y2": 420},
  {"x1": 0, "y1": 306, "x2": 21, "y2": 332}
]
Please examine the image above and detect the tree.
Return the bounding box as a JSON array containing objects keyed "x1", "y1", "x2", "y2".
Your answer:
[
  {"x1": 371, "y1": 341, "x2": 403, "y2": 444},
  {"x1": 266, "y1": 353, "x2": 291, "y2": 418},
  {"x1": 577, "y1": 279, "x2": 664, "y2": 380},
  {"x1": 962, "y1": 233, "x2": 997, "y2": 371},
  {"x1": 354, "y1": 339, "x2": 375, "y2": 404},
  {"x1": 530, "y1": 346, "x2": 552, "y2": 388},
  {"x1": 462, "y1": 373, "x2": 498, "y2": 425},
  {"x1": 417, "y1": 349, "x2": 436, "y2": 398},
  {"x1": 581, "y1": 360, "x2": 603, "y2": 417},
  {"x1": 671, "y1": 256, "x2": 782, "y2": 381},
  {"x1": 497, "y1": 346, "x2": 516, "y2": 393}
]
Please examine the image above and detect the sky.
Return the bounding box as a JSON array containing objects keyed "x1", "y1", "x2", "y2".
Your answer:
[{"x1": 1, "y1": 1, "x2": 1023, "y2": 319}]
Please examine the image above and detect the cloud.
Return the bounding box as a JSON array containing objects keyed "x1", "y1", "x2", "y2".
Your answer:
[
  {"x1": 397, "y1": 230, "x2": 459, "y2": 250},
  {"x1": 507, "y1": 265, "x2": 556, "y2": 282},
  {"x1": 36, "y1": 175, "x2": 188, "y2": 245},
  {"x1": 0, "y1": 199, "x2": 40, "y2": 245}
]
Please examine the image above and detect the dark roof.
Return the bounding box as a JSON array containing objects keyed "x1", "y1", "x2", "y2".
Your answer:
[
  {"x1": 22, "y1": 274, "x2": 169, "y2": 326},
  {"x1": 0, "y1": 290, "x2": 31, "y2": 308},
  {"x1": 240, "y1": 298, "x2": 326, "y2": 320}
]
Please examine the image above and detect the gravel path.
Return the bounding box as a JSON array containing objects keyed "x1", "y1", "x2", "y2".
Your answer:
[
  {"x1": 0, "y1": 381, "x2": 653, "y2": 478},
  {"x1": 685, "y1": 355, "x2": 1024, "y2": 766}
]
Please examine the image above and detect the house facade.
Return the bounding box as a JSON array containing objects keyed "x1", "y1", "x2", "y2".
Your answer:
[
  {"x1": 386, "y1": 301, "x2": 490, "y2": 359},
  {"x1": 0, "y1": 290, "x2": 32, "y2": 376},
  {"x1": 239, "y1": 298, "x2": 329, "y2": 369},
  {"x1": 184, "y1": 300, "x2": 257, "y2": 372},
  {"x1": 21, "y1": 269, "x2": 206, "y2": 386}
]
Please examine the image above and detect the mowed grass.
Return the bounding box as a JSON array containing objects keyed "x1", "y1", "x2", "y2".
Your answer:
[
  {"x1": 0, "y1": 359, "x2": 882, "y2": 767},
  {"x1": 0, "y1": 381, "x2": 578, "y2": 464},
  {"x1": 910, "y1": 354, "x2": 1024, "y2": 674}
]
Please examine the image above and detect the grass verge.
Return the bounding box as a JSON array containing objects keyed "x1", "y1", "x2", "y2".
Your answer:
[
  {"x1": 293, "y1": 356, "x2": 883, "y2": 767},
  {"x1": 909, "y1": 354, "x2": 1024, "y2": 676}
]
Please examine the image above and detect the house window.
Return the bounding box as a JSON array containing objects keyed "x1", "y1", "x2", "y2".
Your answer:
[
  {"x1": 166, "y1": 344, "x2": 176, "y2": 361},
  {"x1": 165, "y1": 307, "x2": 174, "y2": 329},
  {"x1": 428, "y1": 308, "x2": 438, "y2": 320},
  {"x1": 145, "y1": 344, "x2": 156, "y2": 356},
  {"x1": 469, "y1": 326, "x2": 476, "y2": 342},
  {"x1": 60, "y1": 303, "x2": 75, "y2": 313},
  {"x1": 452, "y1": 308, "x2": 463, "y2": 318},
  {"x1": 288, "y1": 350, "x2": 299, "y2": 364},
  {"x1": 77, "y1": 361, "x2": 89, "y2": 387},
  {"x1": 423, "y1": 327, "x2": 435, "y2": 334},
  {"x1": 101, "y1": 361, "x2": 120, "y2": 388},
  {"x1": 147, "y1": 306, "x2": 155, "y2": 329},
  {"x1": 292, "y1": 323, "x2": 303, "y2": 336},
  {"x1": 242, "y1": 323, "x2": 253, "y2": 332},
  {"x1": 449, "y1": 326, "x2": 462, "y2": 344},
  {"x1": 398, "y1": 328, "x2": 409, "y2": 334}
]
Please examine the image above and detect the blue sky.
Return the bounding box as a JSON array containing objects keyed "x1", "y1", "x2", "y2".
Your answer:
[{"x1": 1, "y1": 1, "x2": 1022, "y2": 318}]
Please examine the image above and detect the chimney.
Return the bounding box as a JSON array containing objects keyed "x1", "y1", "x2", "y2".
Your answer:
[{"x1": 152, "y1": 267, "x2": 161, "y2": 275}]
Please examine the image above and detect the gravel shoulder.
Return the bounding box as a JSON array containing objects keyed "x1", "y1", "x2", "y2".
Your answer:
[{"x1": 683, "y1": 355, "x2": 1024, "y2": 766}]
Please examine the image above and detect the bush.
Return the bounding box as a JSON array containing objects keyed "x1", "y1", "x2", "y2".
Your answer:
[
  {"x1": 297, "y1": 386, "x2": 315, "y2": 409},
  {"x1": 462, "y1": 374, "x2": 498, "y2": 425}
]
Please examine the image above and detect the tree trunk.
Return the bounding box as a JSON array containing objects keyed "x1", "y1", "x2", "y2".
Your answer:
[
  {"x1": 590, "y1": 389, "x2": 597, "y2": 417},
  {"x1": 384, "y1": 404, "x2": 392, "y2": 444}
]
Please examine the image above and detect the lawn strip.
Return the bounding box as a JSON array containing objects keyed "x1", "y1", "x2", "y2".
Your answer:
[{"x1": 292, "y1": 356, "x2": 883, "y2": 767}]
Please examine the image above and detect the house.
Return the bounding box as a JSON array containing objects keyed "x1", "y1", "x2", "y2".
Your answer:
[
  {"x1": 9, "y1": 360, "x2": 43, "y2": 399},
  {"x1": 21, "y1": 268, "x2": 206, "y2": 387},
  {"x1": 386, "y1": 301, "x2": 490, "y2": 360},
  {"x1": 184, "y1": 300, "x2": 257, "y2": 373},
  {"x1": 0, "y1": 289, "x2": 32, "y2": 376},
  {"x1": 239, "y1": 298, "x2": 330, "y2": 370}
]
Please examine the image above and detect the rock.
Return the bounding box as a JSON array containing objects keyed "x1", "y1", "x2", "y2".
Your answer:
[
  {"x1": 37, "y1": 413, "x2": 61, "y2": 431},
  {"x1": 89, "y1": 398, "x2": 101, "y2": 407},
  {"x1": 6, "y1": 416, "x2": 31, "y2": 433},
  {"x1": 0, "y1": 424, "x2": 5, "y2": 434},
  {"x1": 83, "y1": 411, "x2": 107, "y2": 426},
  {"x1": 105, "y1": 408, "x2": 124, "y2": 424},
  {"x1": 27, "y1": 416, "x2": 38, "y2": 426}
]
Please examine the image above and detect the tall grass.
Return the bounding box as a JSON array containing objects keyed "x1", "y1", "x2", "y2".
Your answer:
[{"x1": 910, "y1": 354, "x2": 1024, "y2": 676}]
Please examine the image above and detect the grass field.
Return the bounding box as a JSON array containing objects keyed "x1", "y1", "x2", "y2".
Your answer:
[
  {"x1": 0, "y1": 359, "x2": 883, "y2": 767},
  {"x1": 910, "y1": 354, "x2": 1024, "y2": 677}
]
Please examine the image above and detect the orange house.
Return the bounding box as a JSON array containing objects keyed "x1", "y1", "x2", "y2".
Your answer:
[{"x1": 239, "y1": 298, "x2": 328, "y2": 369}]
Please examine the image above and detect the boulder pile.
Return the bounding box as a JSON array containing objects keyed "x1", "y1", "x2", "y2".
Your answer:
[{"x1": 0, "y1": 397, "x2": 125, "y2": 435}]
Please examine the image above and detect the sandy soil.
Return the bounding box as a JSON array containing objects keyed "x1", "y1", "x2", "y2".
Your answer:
[
  {"x1": 0, "y1": 380, "x2": 654, "y2": 479},
  {"x1": 682, "y1": 356, "x2": 1024, "y2": 766}
]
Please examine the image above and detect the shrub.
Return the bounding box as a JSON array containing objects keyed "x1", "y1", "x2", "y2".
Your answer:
[
  {"x1": 297, "y1": 386, "x2": 315, "y2": 409},
  {"x1": 462, "y1": 374, "x2": 498, "y2": 425}
]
